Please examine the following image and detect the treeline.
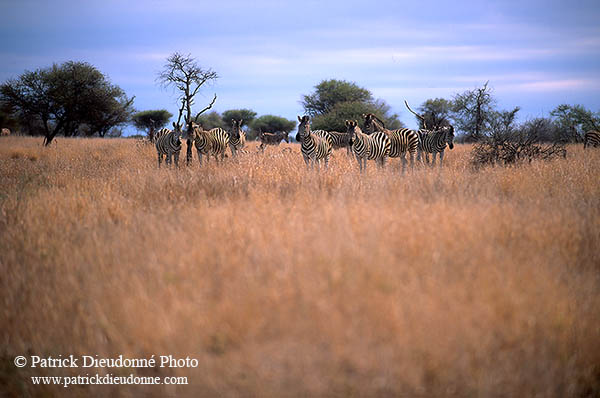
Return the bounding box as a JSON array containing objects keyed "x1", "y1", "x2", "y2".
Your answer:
[
  {"x1": 408, "y1": 82, "x2": 599, "y2": 144},
  {"x1": 2, "y1": 57, "x2": 599, "y2": 146}
]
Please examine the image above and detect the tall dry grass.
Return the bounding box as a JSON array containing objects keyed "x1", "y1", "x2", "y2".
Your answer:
[{"x1": 1, "y1": 136, "x2": 599, "y2": 397}]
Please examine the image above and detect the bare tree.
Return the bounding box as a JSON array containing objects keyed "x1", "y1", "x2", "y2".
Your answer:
[
  {"x1": 157, "y1": 52, "x2": 218, "y2": 164},
  {"x1": 452, "y1": 81, "x2": 495, "y2": 142}
]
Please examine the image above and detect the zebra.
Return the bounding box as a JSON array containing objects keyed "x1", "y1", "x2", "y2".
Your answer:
[
  {"x1": 297, "y1": 115, "x2": 332, "y2": 169},
  {"x1": 363, "y1": 113, "x2": 418, "y2": 172},
  {"x1": 346, "y1": 120, "x2": 390, "y2": 172},
  {"x1": 229, "y1": 119, "x2": 246, "y2": 157},
  {"x1": 415, "y1": 126, "x2": 455, "y2": 166},
  {"x1": 188, "y1": 122, "x2": 230, "y2": 166},
  {"x1": 324, "y1": 130, "x2": 352, "y2": 155},
  {"x1": 258, "y1": 130, "x2": 289, "y2": 152},
  {"x1": 155, "y1": 123, "x2": 183, "y2": 168},
  {"x1": 404, "y1": 100, "x2": 455, "y2": 167},
  {"x1": 584, "y1": 130, "x2": 600, "y2": 149},
  {"x1": 151, "y1": 127, "x2": 171, "y2": 144}
]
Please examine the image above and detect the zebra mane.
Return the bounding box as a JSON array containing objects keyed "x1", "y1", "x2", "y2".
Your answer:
[{"x1": 370, "y1": 114, "x2": 386, "y2": 130}]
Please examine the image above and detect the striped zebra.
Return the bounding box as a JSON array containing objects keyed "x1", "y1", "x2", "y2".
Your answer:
[
  {"x1": 189, "y1": 122, "x2": 230, "y2": 166},
  {"x1": 155, "y1": 123, "x2": 183, "y2": 168},
  {"x1": 363, "y1": 113, "x2": 418, "y2": 172},
  {"x1": 584, "y1": 130, "x2": 600, "y2": 149},
  {"x1": 151, "y1": 127, "x2": 171, "y2": 144},
  {"x1": 404, "y1": 100, "x2": 455, "y2": 167},
  {"x1": 258, "y1": 130, "x2": 289, "y2": 152},
  {"x1": 326, "y1": 130, "x2": 352, "y2": 155},
  {"x1": 297, "y1": 116, "x2": 333, "y2": 169},
  {"x1": 229, "y1": 119, "x2": 246, "y2": 157},
  {"x1": 416, "y1": 126, "x2": 455, "y2": 166},
  {"x1": 346, "y1": 120, "x2": 390, "y2": 171}
]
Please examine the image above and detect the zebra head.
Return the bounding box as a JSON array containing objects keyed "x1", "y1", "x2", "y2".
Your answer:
[
  {"x1": 362, "y1": 113, "x2": 383, "y2": 134},
  {"x1": 442, "y1": 125, "x2": 455, "y2": 149},
  {"x1": 231, "y1": 119, "x2": 242, "y2": 140},
  {"x1": 345, "y1": 119, "x2": 358, "y2": 145},
  {"x1": 172, "y1": 121, "x2": 184, "y2": 142},
  {"x1": 297, "y1": 115, "x2": 311, "y2": 141}
]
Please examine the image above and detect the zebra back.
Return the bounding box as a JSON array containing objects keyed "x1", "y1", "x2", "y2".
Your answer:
[
  {"x1": 152, "y1": 128, "x2": 171, "y2": 144},
  {"x1": 419, "y1": 126, "x2": 455, "y2": 153},
  {"x1": 584, "y1": 130, "x2": 600, "y2": 148},
  {"x1": 363, "y1": 113, "x2": 418, "y2": 157},
  {"x1": 155, "y1": 129, "x2": 182, "y2": 155},
  {"x1": 325, "y1": 130, "x2": 351, "y2": 149},
  {"x1": 346, "y1": 120, "x2": 390, "y2": 161}
]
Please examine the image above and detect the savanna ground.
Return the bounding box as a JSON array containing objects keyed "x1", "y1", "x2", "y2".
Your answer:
[{"x1": 1, "y1": 136, "x2": 599, "y2": 397}]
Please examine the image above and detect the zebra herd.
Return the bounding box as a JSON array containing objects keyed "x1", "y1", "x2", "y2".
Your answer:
[
  {"x1": 154, "y1": 118, "x2": 246, "y2": 168},
  {"x1": 294, "y1": 104, "x2": 455, "y2": 172},
  {"x1": 152, "y1": 102, "x2": 599, "y2": 170}
]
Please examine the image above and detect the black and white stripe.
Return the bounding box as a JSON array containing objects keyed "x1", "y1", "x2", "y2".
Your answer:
[
  {"x1": 363, "y1": 114, "x2": 418, "y2": 172},
  {"x1": 259, "y1": 130, "x2": 289, "y2": 152},
  {"x1": 151, "y1": 127, "x2": 171, "y2": 144},
  {"x1": 155, "y1": 125, "x2": 182, "y2": 168},
  {"x1": 584, "y1": 130, "x2": 600, "y2": 149},
  {"x1": 346, "y1": 120, "x2": 390, "y2": 171},
  {"x1": 297, "y1": 116, "x2": 332, "y2": 169},
  {"x1": 190, "y1": 123, "x2": 230, "y2": 165},
  {"x1": 326, "y1": 130, "x2": 352, "y2": 155},
  {"x1": 417, "y1": 126, "x2": 455, "y2": 166},
  {"x1": 229, "y1": 119, "x2": 246, "y2": 157}
]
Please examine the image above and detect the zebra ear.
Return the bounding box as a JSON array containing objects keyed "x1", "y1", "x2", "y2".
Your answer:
[{"x1": 298, "y1": 116, "x2": 302, "y2": 122}]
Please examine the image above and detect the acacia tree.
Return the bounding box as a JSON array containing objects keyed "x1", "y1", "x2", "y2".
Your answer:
[
  {"x1": 222, "y1": 109, "x2": 257, "y2": 128},
  {"x1": 158, "y1": 52, "x2": 218, "y2": 164},
  {"x1": 0, "y1": 61, "x2": 134, "y2": 145},
  {"x1": 416, "y1": 98, "x2": 453, "y2": 129},
  {"x1": 249, "y1": 115, "x2": 296, "y2": 140},
  {"x1": 132, "y1": 110, "x2": 173, "y2": 140},
  {"x1": 196, "y1": 111, "x2": 226, "y2": 130},
  {"x1": 550, "y1": 104, "x2": 600, "y2": 143},
  {"x1": 301, "y1": 79, "x2": 402, "y2": 132}
]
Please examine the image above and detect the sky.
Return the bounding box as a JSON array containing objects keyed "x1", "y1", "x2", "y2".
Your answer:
[{"x1": 1, "y1": 0, "x2": 599, "y2": 135}]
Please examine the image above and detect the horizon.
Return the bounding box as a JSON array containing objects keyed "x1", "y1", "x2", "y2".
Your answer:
[{"x1": 1, "y1": 0, "x2": 599, "y2": 135}]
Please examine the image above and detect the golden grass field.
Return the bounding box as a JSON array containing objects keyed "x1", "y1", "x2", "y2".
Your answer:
[{"x1": 1, "y1": 136, "x2": 599, "y2": 397}]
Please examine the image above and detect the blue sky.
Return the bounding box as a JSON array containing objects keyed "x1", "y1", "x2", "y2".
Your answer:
[{"x1": 1, "y1": 0, "x2": 599, "y2": 135}]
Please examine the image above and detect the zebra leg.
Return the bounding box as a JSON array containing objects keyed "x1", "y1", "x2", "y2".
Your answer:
[
  {"x1": 196, "y1": 149, "x2": 203, "y2": 167},
  {"x1": 157, "y1": 153, "x2": 163, "y2": 168},
  {"x1": 432, "y1": 152, "x2": 437, "y2": 167},
  {"x1": 401, "y1": 154, "x2": 407, "y2": 173},
  {"x1": 439, "y1": 150, "x2": 444, "y2": 167},
  {"x1": 166, "y1": 153, "x2": 172, "y2": 167},
  {"x1": 409, "y1": 151, "x2": 415, "y2": 171},
  {"x1": 174, "y1": 152, "x2": 180, "y2": 168},
  {"x1": 303, "y1": 154, "x2": 311, "y2": 168},
  {"x1": 186, "y1": 139, "x2": 193, "y2": 165}
]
